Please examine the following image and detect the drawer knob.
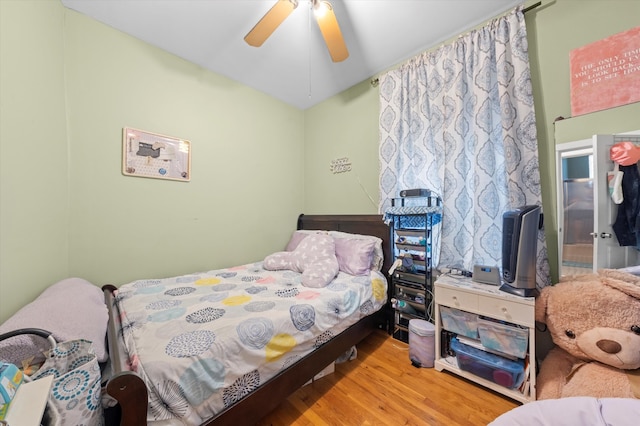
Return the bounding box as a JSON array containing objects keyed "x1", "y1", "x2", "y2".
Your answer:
[{"x1": 501, "y1": 307, "x2": 508, "y2": 313}]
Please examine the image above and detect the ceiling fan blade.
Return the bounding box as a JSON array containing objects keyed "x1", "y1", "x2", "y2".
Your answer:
[
  {"x1": 244, "y1": 0, "x2": 298, "y2": 47},
  {"x1": 315, "y1": 1, "x2": 349, "y2": 62}
]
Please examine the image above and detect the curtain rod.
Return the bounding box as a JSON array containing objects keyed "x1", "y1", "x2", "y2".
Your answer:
[
  {"x1": 370, "y1": 1, "x2": 543, "y2": 88},
  {"x1": 523, "y1": 1, "x2": 542, "y2": 14}
]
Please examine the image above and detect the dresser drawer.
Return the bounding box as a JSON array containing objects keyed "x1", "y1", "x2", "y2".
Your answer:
[
  {"x1": 477, "y1": 295, "x2": 534, "y2": 327},
  {"x1": 435, "y1": 286, "x2": 478, "y2": 311}
]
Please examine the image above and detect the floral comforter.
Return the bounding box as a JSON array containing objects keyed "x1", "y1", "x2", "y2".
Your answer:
[{"x1": 114, "y1": 261, "x2": 387, "y2": 424}]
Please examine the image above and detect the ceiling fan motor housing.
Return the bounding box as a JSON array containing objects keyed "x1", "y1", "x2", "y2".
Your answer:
[{"x1": 245, "y1": 0, "x2": 349, "y2": 62}]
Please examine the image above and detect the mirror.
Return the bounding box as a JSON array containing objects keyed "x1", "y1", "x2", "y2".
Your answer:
[{"x1": 559, "y1": 147, "x2": 594, "y2": 277}]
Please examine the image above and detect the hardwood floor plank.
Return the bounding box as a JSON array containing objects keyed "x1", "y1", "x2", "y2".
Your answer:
[
  {"x1": 258, "y1": 330, "x2": 518, "y2": 426},
  {"x1": 339, "y1": 363, "x2": 441, "y2": 424}
]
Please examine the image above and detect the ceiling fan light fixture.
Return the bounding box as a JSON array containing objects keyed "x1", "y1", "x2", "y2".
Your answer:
[
  {"x1": 312, "y1": 1, "x2": 331, "y2": 18},
  {"x1": 245, "y1": 0, "x2": 348, "y2": 63}
]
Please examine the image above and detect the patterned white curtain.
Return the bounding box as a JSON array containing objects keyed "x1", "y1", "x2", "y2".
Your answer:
[{"x1": 378, "y1": 6, "x2": 550, "y2": 289}]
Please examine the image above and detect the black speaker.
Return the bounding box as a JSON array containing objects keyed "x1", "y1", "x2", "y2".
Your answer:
[{"x1": 500, "y1": 205, "x2": 541, "y2": 297}]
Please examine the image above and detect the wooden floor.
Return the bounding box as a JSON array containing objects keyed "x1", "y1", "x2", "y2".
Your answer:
[{"x1": 258, "y1": 330, "x2": 518, "y2": 426}]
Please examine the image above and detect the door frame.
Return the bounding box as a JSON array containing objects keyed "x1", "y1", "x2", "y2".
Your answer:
[{"x1": 556, "y1": 131, "x2": 640, "y2": 279}]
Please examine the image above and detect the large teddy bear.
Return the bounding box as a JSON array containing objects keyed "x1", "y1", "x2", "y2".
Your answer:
[{"x1": 535, "y1": 269, "x2": 640, "y2": 399}]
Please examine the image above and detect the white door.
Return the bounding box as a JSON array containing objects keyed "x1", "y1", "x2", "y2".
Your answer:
[
  {"x1": 556, "y1": 133, "x2": 640, "y2": 279},
  {"x1": 594, "y1": 134, "x2": 640, "y2": 270}
]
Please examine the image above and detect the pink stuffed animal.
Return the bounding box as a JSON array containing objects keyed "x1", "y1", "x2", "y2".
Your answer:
[{"x1": 610, "y1": 141, "x2": 640, "y2": 166}]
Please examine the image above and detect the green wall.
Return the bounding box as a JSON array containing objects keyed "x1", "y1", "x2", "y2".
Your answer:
[
  {"x1": 0, "y1": 1, "x2": 304, "y2": 323},
  {"x1": 0, "y1": 0, "x2": 70, "y2": 322},
  {"x1": 527, "y1": 0, "x2": 640, "y2": 282},
  {"x1": 303, "y1": 80, "x2": 381, "y2": 214},
  {"x1": 304, "y1": 0, "x2": 640, "y2": 283},
  {"x1": 63, "y1": 10, "x2": 304, "y2": 286},
  {"x1": 2, "y1": 0, "x2": 639, "y2": 322},
  {"x1": 554, "y1": 103, "x2": 640, "y2": 143}
]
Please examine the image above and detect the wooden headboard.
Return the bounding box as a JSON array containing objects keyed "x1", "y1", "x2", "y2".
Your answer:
[{"x1": 296, "y1": 214, "x2": 392, "y2": 278}]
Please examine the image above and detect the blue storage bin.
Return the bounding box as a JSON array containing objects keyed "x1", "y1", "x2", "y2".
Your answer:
[
  {"x1": 477, "y1": 317, "x2": 529, "y2": 358},
  {"x1": 451, "y1": 337, "x2": 525, "y2": 389},
  {"x1": 439, "y1": 306, "x2": 479, "y2": 339}
]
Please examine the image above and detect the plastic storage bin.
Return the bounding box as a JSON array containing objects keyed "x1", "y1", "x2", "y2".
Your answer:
[
  {"x1": 439, "y1": 306, "x2": 479, "y2": 339},
  {"x1": 477, "y1": 317, "x2": 529, "y2": 358},
  {"x1": 451, "y1": 337, "x2": 525, "y2": 389},
  {"x1": 408, "y1": 319, "x2": 435, "y2": 367}
]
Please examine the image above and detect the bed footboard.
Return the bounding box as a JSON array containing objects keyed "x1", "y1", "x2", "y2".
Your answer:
[
  {"x1": 102, "y1": 285, "x2": 148, "y2": 426},
  {"x1": 102, "y1": 287, "x2": 378, "y2": 426}
]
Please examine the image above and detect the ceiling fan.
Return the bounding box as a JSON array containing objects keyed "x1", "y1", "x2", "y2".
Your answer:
[{"x1": 244, "y1": 0, "x2": 349, "y2": 63}]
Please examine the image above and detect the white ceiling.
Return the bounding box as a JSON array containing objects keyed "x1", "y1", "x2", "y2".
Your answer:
[{"x1": 60, "y1": 0, "x2": 523, "y2": 110}]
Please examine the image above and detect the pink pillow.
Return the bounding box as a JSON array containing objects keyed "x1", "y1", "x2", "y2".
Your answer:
[
  {"x1": 329, "y1": 231, "x2": 384, "y2": 272},
  {"x1": 333, "y1": 238, "x2": 376, "y2": 276},
  {"x1": 265, "y1": 233, "x2": 339, "y2": 288},
  {"x1": 285, "y1": 230, "x2": 311, "y2": 251}
]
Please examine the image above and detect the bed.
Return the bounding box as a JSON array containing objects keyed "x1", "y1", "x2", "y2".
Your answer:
[
  {"x1": 489, "y1": 397, "x2": 640, "y2": 425},
  {"x1": 101, "y1": 214, "x2": 392, "y2": 425}
]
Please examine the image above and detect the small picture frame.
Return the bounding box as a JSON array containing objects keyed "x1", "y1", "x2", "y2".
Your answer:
[{"x1": 122, "y1": 127, "x2": 191, "y2": 182}]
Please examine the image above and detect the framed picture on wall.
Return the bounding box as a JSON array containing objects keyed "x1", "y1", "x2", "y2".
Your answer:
[{"x1": 122, "y1": 127, "x2": 191, "y2": 182}]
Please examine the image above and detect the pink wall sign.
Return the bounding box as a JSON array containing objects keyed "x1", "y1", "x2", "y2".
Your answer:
[{"x1": 570, "y1": 26, "x2": 640, "y2": 117}]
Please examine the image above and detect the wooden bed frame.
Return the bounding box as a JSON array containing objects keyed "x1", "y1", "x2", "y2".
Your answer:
[{"x1": 102, "y1": 214, "x2": 391, "y2": 425}]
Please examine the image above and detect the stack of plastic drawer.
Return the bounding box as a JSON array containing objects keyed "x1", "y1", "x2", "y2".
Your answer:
[{"x1": 440, "y1": 306, "x2": 528, "y2": 389}]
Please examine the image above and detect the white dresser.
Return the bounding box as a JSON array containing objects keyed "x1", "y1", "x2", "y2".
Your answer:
[{"x1": 433, "y1": 274, "x2": 536, "y2": 403}]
